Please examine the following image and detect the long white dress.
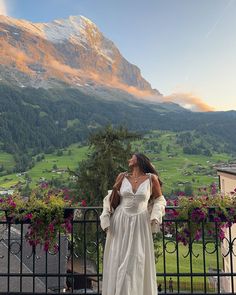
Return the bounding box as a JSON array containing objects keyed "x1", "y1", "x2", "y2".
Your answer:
[{"x1": 100, "y1": 174, "x2": 166, "y2": 295}]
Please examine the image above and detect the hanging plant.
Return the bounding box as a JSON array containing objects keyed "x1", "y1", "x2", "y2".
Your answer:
[
  {"x1": 0, "y1": 184, "x2": 86, "y2": 252},
  {"x1": 166, "y1": 185, "x2": 236, "y2": 245}
]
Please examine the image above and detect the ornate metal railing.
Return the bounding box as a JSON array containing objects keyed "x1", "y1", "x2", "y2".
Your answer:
[{"x1": 0, "y1": 206, "x2": 235, "y2": 294}]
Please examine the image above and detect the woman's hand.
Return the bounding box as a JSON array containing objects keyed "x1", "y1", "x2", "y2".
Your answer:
[
  {"x1": 151, "y1": 219, "x2": 158, "y2": 226},
  {"x1": 104, "y1": 227, "x2": 109, "y2": 234}
]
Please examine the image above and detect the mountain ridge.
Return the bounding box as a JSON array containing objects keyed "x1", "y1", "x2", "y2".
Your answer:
[{"x1": 0, "y1": 14, "x2": 162, "y2": 100}]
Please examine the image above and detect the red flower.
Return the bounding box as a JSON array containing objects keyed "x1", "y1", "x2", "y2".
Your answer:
[
  {"x1": 44, "y1": 241, "x2": 49, "y2": 252},
  {"x1": 25, "y1": 213, "x2": 33, "y2": 220},
  {"x1": 81, "y1": 199, "x2": 87, "y2": 207},
  {"x1": 48, "y1": 223, "x2": 54, "y2": 233}
]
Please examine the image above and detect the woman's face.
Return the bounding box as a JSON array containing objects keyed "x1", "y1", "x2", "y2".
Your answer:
[{"x1": 128, "y1": 154, "x2": 138, "y2": 167}]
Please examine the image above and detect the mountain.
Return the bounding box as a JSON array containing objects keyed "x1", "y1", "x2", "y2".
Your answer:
[
  {"x1": 0, "y1": 82, "x2": 236, "y2": 173},
  {"x1": 0, "y1": 15, "x2": 236, "y2": 174},
  {"x1": 0, "y1": 15, "x2": 162, "y2": 101}
]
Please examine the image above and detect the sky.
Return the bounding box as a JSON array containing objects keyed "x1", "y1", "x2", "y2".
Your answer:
[{"x1": 0, "y1": 0, "x2": 236, "y2": 111}]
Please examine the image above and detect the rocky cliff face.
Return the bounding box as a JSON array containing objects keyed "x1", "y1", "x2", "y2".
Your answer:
[{"x1": 0, "y1": 15, "x2": 161, "y2": 98}]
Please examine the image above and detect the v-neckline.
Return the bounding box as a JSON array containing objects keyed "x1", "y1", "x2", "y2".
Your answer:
[{"x1": 124, "y1": 176, "x2": 150, "y2": 195}]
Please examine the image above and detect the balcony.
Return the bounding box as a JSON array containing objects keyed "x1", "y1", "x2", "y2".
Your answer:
[{"x1": 0, "y1": 206, "x2": 235, "y2": 294}]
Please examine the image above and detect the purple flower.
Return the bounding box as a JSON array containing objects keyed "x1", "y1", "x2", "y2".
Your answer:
[
  {"x1": 191, "y1": 208, "x2": 206, "y2": 222},
  {"x1": 44, "y1": 241, "x2": 49, "y2": 252},
  {"x1": 65, "y1": 221, "x2": 72, "y2": 233},
  {"x1": 211, "y1": 183, "x2": 217, "y2": 195},
  {"x1": 194, "y1": 230, "x2": 201, "y2": 241},
  {"x1": 9, "y1": 201, "x2": 16, "y2": 208},
  {"x1": 219, "y1": 229, "x2": 225, "y2": 240},
  {"x1": 213, "y1": 217, "x2": 221, "y2": 223},
  {"x1": 40, "y1": 182, "x2": 48, "y2": 189},
  {"x1": 81, "y1": 199, "x2": 87, "y2": 207},
  {"x1": 25, "y1": 213, "x2": 33, "y2": 220},
  {"x1": 183, "y1": 228, "x2": 190, "y2": 237},
  {"x1": 48, "y1": 223, "x2": 54, "y2": 233},
  {"x1": 64, "y1": 194, "x2": 70, "y2": 200}
]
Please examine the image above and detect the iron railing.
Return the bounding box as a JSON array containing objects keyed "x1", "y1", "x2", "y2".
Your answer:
[{"x1": 0, "y1": 206, "x2": 235, "y2": 294}]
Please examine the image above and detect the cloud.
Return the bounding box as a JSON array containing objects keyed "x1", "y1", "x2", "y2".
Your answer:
[
  {"x1": 205, "y1": 0, "x2": 234, "y2": 39},
  {"x1": 164, "y1": 92, "x2": 215, "y2": 112},
  {"x1": 0, "y1": 0, "x2": 8, "y2": 15}
]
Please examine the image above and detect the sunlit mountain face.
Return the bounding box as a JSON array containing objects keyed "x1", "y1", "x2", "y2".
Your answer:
[{"x1": 0, "y1": 15, "x2": 162, "y2": 101}]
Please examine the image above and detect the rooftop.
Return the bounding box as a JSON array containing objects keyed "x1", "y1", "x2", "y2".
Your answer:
[{"x1": 217, "y1": 166, "x2": 236, "y2": 176}]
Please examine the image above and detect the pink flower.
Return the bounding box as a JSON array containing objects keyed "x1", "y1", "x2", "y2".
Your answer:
[
  {"x1": 177, "y1": 191, "x2": 185, "y2": 196},
  {"x1": 64, "y1": 194, "x2": 70, "y2": 200},
  {"x1": 65, "y1": 222, "x2": 72, "y2": 233},
  {"x1": 9, "y1": 201, "x2": 16, "y2": 208},
  {"x1": 191, "y1": 208, "x2": 206, "y2": 222},
  {"x1": 44, "y1": 241, "x2": 49, "y2": 252},
  {"x1": 40, "y1": 182, "x2": 48, "y2": 189},
  {"x1": 213, "y1": 217, "x2": 221, "y2": 223},
  {"x1": 54, "y1": 244, "x2": 59, "y2": 253},
  {"x1": 211, "y1": 183, "x2": 217, "y2": 195},
  {"x1": 81, "y1": 199, "x2": 87, "y2": 207},
  {"x1": 194, "y1": 230, "x2": 201, "y2": 241},
  {"x1": 25, "y1": 213, "x2": 33, "y2": 220},
  {"x1": 48, "y1": 223, "x2": 54, "y2": 233},
  {"x1": 219, "y1": 230, "x2": 225, "y2": 240},
  {"x1": 173, "y1": 199, "x2": 178, "y2": 206}
]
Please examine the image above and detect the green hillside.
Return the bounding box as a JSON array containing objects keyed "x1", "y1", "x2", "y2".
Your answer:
[
  {"x1": 0, "y1": 130, "x2": 232, "y2": 195},
  {"x1": 0, "y1": 83, "x2": 236, "y2": 175}
]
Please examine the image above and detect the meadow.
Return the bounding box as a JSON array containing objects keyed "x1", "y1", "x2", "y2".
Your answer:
[
  {"x1": 0, "y1": 130, "x2": 232, "y2": 194},
  {"x1": 155, "y1": 240, "x2": 222, "y2": 292}
]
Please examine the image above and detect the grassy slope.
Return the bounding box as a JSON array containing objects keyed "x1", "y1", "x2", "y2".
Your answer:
[
  {"x1": 0, "y1": 130, "x2": 232, "y2": 192},
  {"x1": 132, "y1": 131, "x2": 231, "y2": 194},
  {"x1": 0, "y1": 152, "x2": 15, "y2": 170},
  {"x1": 156, "y1": 241, "x2": 222, "y2": 290},
  {"x1": 0, "y1": 145, "x2": 88, "y2": 188}
]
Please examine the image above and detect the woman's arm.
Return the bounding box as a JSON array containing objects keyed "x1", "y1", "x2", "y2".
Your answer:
[
  {"x1": 113, "y1": 172, "x2": 127, "y2": 190},
  {"x1": 100, "y1": 172, "x2": 126, "y2": 231},
  {"x1": 151, "y1": 174, "x2": 162, "y2": 198}
]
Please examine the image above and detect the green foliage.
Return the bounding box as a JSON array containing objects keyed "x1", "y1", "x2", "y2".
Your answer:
[
  {"x1": 0, "y1": 185, "x2": 74, "y2": 251},
  {"x1": 167, "y1": 186, "x2": 236, "y2": 245},
  {"x1": 70, "y1": 125, "x2": 139, "y2": 205},
  {"x1": 1, "y1": 82, "x2": 236, "y2": 174},
  {"x1": 184, "y1": 183, "x2": 193, "y2": 196}
]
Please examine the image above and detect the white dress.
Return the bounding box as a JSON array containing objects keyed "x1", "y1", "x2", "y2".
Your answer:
[{"x1": 100, "y1": 174, "x2": 166, "y2": 295}]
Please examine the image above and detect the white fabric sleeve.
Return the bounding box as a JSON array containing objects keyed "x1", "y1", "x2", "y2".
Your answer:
[
  {"x1": 150, "y1": 195, "x2": 166, "y2": 233},
  {"x1": 100, "y1": 190, "x2": 112, "y2": 231}
]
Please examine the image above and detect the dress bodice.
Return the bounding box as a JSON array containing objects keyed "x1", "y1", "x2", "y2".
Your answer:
[{"x1": 119, "y1": 176, "x2": 151, "y2": 215}]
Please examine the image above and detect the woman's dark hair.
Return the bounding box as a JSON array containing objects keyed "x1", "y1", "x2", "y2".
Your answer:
[{"x1": 134, "y1": 153, "x2": 163, "y2": 186}]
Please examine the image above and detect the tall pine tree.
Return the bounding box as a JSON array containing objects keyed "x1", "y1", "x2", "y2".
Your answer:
[{"x1": 71, "y1": 125, "x2": 139, "y2": 205}]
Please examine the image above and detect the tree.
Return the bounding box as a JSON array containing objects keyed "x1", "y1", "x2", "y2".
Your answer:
[{"x1": 70, "y1": 125, "x2": 139, "y2": 205}]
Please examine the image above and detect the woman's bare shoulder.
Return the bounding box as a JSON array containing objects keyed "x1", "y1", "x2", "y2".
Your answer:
[{"x1": 116, "y1": 171, "x2": 128, "y2": 180}]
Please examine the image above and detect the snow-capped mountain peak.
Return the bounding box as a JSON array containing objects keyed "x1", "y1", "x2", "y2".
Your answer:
[
  {"x1": 37, "y1": 15, "x2": 98, "y2": 43},
  {"x1": 0, "y1": 14, "x2": 161, "y2": 99}
]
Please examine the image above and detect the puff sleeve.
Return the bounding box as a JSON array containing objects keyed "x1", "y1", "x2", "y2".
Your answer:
[
  {"x1": 100, "y1": 190, "x2": 112, "y2": 231},
  {"x1": 149, "y1": 174, "x2": 166, "y2": 233}
]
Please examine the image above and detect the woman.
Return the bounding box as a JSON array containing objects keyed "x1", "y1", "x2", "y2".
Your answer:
[{"x1": 100, "y1": 153, "x2": 166, "y2": 295}]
